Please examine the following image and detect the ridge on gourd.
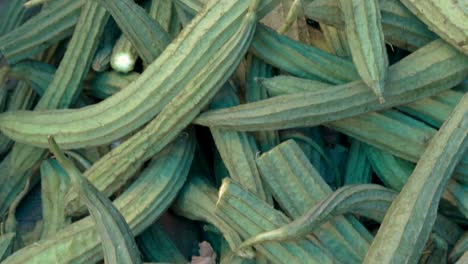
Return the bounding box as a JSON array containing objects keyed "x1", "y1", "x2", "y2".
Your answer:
[
  {"x1": 338, "y1": 0, "x2": 388, "y2": 101},
  {"x1": 0, "y1": 0, "x2": 278, "y2": 150},
  {"x1": 48, "y1": 136, "x2": 143, "y2": 264},
  {"x1": 194, "y1": 40, "x2": 468, "y2": 131}
]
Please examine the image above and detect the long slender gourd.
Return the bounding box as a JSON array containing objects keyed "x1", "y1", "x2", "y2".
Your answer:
[
  {"x1": 39, "y1": 159, "x2": 71, "y2": 239},
  {"x1": 237, "y1": 184, "x2": 397, "y2": 250},
  {"x1": 2, "y1": 133, "x2": 194, "y2": 264},
  {"x1": 0, "y1": 0, "x2": 82, "y2": 64},
  {"x1": 255, "y1": 140, "x2": 372, "y2": 263},
  {"x1": 64, "y1": 0, "x2": 276, "y2": 215},
  {"x1": 338, "y1": 0, "x2": 388, "y2": 100},
  {"x1": 0, "y1": 2, "x2": 109, "y2": 218},
  {"x1": 261, "y1": 76, "x2": 463, "y2": 126},
  {"x1": 216, "y1": 178, "x2": 337, "y2": 264},
  {"x1": 48, "y1": 136, "x2": 143, "y2": 264},
  {"x1": 209, "y1": 84, "x2": 268, "y2": 201},
  {"x1": 304, "y1": 0, "x2": 437, "y2": 51},
  {"x1": 0, "y1": 0, "x2": 273, "y2": 150},
  {"x1": 364, "y1": 93, "x2": 468, "y2": 264},
  {"x1": 399, "y1": 0, "x2": 468, "y2": 55},
  {"x1": 261, "y1": 76, "x2": 468, "y2": 192},
  {"x1": 262, "y1": 75, "x2": 468, "y2": 182},
  {"x1": 245, "y1": 55, "x2": 279, "y2": 152},
  {"x1": 195, "y1": 40, "x2": 468, "y2": 130},
  {"x1": 251, "y1": 24, "x2": 359, "y2": 83}
]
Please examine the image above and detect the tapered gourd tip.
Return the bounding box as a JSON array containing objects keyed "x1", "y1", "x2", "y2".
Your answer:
[{"x1": 47, "y1": 135, "x2": 60, "y2": 155}]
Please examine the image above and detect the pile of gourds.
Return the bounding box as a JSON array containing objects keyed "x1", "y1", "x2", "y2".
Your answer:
[{"x1": 0, "y1": 0, "x2": 466, "y2": 263}]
